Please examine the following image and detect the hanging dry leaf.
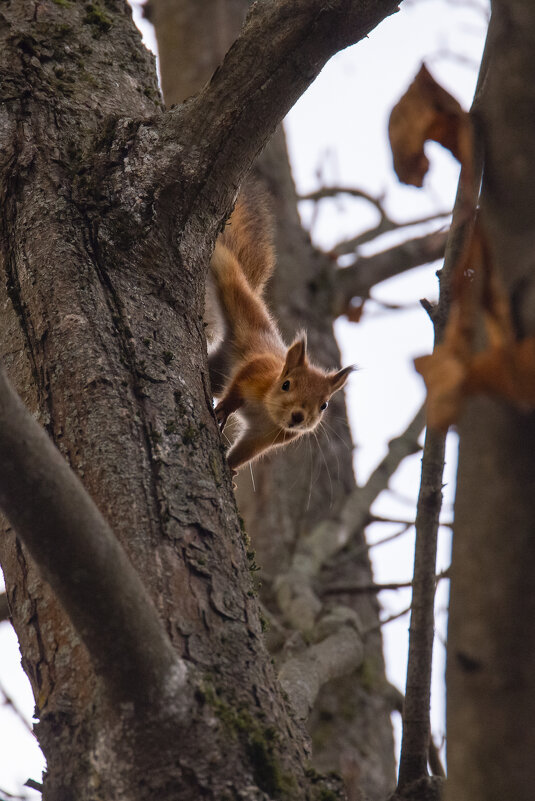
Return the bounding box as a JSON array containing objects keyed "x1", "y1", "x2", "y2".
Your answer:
[
  {"x1": 414, "y1": 304, "x2": 471, "y2": 431},
  {"x1": 415, "y1": 222, "x2": 535, "y2": 430},
  {"x1": 388, "y1": 64, "x2": 473, "y2": 187}
]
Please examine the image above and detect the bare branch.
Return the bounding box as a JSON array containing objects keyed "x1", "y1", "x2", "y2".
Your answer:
[
  {"x1": 333, "y1": 212, "x2": 451, "y2": 254},
  {"x1": 332, "y1": 230, "x2": 449, "y2": 318},
  {"x1": 1, "y1": 682, "x2": 32, "y2": 733},
  {"x1": 275, "y1": 404, "x2": 426, "y2": 633},
  {"x1": 0, "y1": 592, "x2": 9, "y2": 623},
  {"x1": 396, "y1": 16, "x2": 489, "y2": 792},
  {"x1": 299, "y1": 185, "x2": 387, "y2": 215},
  {"x1": 278, "y1": 609, "x2": 363, "y2": 719},
  {"x1": 299, "y1": 185, "x2": 450, "y2": 252},
  {"x1": 24, "y1": 780, "x2": 43, "y2": 793},
  {"x1": 364, "y1": 605, "x2": 412, "y2": 635},
  {"x1": 322, "y1": 570, "x2": 449, "y2": 596},
  {"x1": 0, "y1": 369, "x2": 186, "y2": 710}
]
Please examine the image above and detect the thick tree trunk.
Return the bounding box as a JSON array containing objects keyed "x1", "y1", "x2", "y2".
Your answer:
[
  {"x1": 150, "y1": 2, "x2": 396, "y2": 798},
  {"x1": 0, "y1": 3, "x2": 309, "y2": 799},
  {"x1": 0, "y1": 0, "x2": 400, "y2": 798},
  {"x1": 447, "y1": 3, "x2": 535, "y2": 800}
]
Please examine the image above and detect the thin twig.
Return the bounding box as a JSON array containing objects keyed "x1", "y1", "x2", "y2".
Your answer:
[
  {"x1": 428, "y1": 737, "x2": 446, "y2": 779},
  {"x1": 299, "y1": 184, "x2": 387, "y2": 213},
  {"x1": 0, "y1": 592, "x2": 9, "y2": 623},
  {"x1": 333, "y1": 213, "x2": 450, "y2": 255},
  {"x1": 396, "y1": 14, "x2": 490, "y2": 792},
  {"x1": 275, "y1": 404, "x2": 426, "y2": 633},
  {"x1": 0, "y1": 789, "x2": 27, "y2": 801},
  {"x1": 332, "y1": 230, "x2": 449, "y2": 319},
  {"x1": 23, "y1": 780, "x2": 43, "y2": 793},
  {"x1": 298, "y1": 184, "x2": 450, "y2": 254},
  {"x1": 322, "y1": 570, "x2": 449, "y2": 596},
  {"x1": 1, "y1": 683, "x2": 33, "y2": 733},
  {"x1": 364, "y1": 605, "x2": 412, "y2": 635}
]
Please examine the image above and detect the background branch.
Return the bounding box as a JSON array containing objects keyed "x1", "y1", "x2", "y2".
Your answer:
[
  {"x1": 394, "y1": 16, "x2": 490, "y2": 797},
  {"x1": 332, "y1": 230, "x2": 449, "y2": 318},
  {"x1": 278, "y1": 610, "x2": 363, "y2": 720},
  {"x1": 275, "y1": 403, "x2": 425, "y2": 633},
  {"x1": 299, "y1": 183, "x2": 450, "y2": 253}
]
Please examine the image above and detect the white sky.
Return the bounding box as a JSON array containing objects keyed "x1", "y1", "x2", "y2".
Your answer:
[{"x1": 0, "y1": 0, "x2": 489, "y2": 795}]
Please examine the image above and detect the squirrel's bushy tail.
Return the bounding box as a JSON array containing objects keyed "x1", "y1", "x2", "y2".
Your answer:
[{"x1": 219, "y1": 180, "x2": 275, "y2": 293}]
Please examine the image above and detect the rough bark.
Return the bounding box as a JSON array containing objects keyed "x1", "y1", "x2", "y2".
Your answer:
[
  {"x1": 0, "y1": 0, "x2": 400, "y2": 800},
  {"x1": 447, "y1": 3, "x2": 535, "y2": 800},
  {"x1": 150, "y1": 2, "x2": 399, "y2": 798}
]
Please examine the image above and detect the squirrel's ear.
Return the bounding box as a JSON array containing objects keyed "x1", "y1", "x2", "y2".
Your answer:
[
  {"x1": 283, "y1": 333, "x2": 307, "y2": 374},
  {"x1": 328, "y1": 365, "x2": 355, "y2": 394}
]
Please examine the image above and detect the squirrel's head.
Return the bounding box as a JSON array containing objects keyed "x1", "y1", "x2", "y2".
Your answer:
[{"x1": 266, "y1": 333, "x2": 354, "y2": 432}]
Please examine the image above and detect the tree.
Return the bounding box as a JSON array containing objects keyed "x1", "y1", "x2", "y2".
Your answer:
[
  {"x1": 446, "y1": 3, "x2": 535, "y2": 800},
  {"x1": 0, "y1": 1, "x2": 404, "y2": 799},
  {"x1": 9, "y1": 2, "x2": 533, "y2": 801}
]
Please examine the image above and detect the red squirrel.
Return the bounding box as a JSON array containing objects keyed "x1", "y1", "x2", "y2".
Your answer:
[
  {"x1": 205, "y1": 184, "x2": 275, "y2": 397},
  {"x1": 208, "y1": 190, "x2": 353, "y2": 473}
]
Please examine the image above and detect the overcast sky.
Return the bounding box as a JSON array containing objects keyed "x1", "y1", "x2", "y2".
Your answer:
[{"x1": 0, "y1": 1, "x2": 490, "y2": 795}]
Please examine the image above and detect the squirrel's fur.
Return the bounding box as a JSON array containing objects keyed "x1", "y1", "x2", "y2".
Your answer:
[
  {"x1": 205, "y1": 182, "x2": 275, "y2": 396},
  {"x1": 208, "y1": 186, "x2": 353, "y2": 472}
]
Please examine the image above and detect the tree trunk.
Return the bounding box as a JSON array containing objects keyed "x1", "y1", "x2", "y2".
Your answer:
[
  {"x1": 447, "y1": 3, "x2": 535, "y2": 800},
  {"x1": 150, "y1": 2, "x2": 396, "y2": 798},
  {"x1": 0, "y1": 0, "x2": 400, "y2": 798}
]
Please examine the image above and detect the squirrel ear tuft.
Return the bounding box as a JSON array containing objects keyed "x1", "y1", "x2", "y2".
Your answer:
[
  {"x1": 328, "y1": 365, "x2": 355, "y2": 393},
  {"x1": 283, "y1": 333, "x2": 307, "y2": 374}
]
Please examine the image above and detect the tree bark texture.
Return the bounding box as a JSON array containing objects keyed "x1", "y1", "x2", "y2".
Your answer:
[
  {"x1": 447, "y1": 3, "x2": 535, "y2": 800},
  {"x1": 0, "y1": 0, "x2": 400, "y2": 799},
  {"x1": 150, "y1": 1, "x2": 397, "y2": 798}
]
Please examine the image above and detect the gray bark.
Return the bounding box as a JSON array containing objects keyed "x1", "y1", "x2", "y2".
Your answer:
[
  {"x1": 447, "y1": 3, "x2": 535, "y2": 801},
  {"x1": 0, "y1": 0, "x2": 400, "y2": 799},
  {"x1": 150, "y1": 1, "x2": 399, "y2": 798}
]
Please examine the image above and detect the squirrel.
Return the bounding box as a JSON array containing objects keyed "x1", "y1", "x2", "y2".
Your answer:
[
  {"x1": 207, "y1": 185, "x2": 353, "y2": 473},
  {"x1": 205, "y1": 182, "x2": 276, "y2": 397}
]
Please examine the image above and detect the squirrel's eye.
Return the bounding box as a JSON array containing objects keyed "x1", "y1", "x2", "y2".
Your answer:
[
  {"x1": 282, "y1": 380, "x2": 290, "y2": 391},
  {"x1": 320, "y1": 401, "x2": 328, "y2": 412}
]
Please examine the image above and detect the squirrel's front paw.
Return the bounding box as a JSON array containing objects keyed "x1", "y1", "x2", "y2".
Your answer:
[{"x1": 214, "y1": 402, "x2": 229, "y2": 430}]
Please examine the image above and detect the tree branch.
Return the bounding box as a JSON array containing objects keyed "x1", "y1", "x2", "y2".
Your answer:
[
  {"x1": 275, "y1": 404, "x2": 426, "y2": 633},
  {"x1": 335, "y1": 211, "x2": 450, "y2": 253},
  {"x1": 322, "y1": 570, "x2": 449, "y2": 596},
  {"x1": 395, "y1": 16, "x2": 490, "y2": 795},
  {"x1": 110, "y1": 0, "x2": 402, "y2": 256},
  {"x1": 300, "y1": 183, "x2": 450, "y2": 252},
  {"x1": 0, "y1": 369, "x2": 186, "y2": 710},
  {"x1": 332, "y1": 230, "x2": 449, "y2": 318},
  {"x1": 0, "y1": 591, "x2": 9, "y2": 623},
  {"x1": 278, "y1": 609, "x2": 363, "y2": 720},
  {"x1": 271, "y1": 406, "x2": 425, "y2": 720}
]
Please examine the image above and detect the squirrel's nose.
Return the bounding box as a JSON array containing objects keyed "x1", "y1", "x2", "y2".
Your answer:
[{"x1": 291, "y1": 411, "x2": 304, "y2": 425}]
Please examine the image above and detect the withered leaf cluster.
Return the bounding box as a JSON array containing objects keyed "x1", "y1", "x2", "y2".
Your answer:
[{"x1": 388, "y1": 65, "x2": 535, "y2": 430}]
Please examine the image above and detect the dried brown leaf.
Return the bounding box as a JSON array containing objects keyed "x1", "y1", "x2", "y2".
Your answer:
[
  {"x1": 388, "y1": 64, "x2": 472, "y2": 187},
  {"x1": 415, "y1": 219, "x2": 535, "y2": 427},
  {"x1": 414, "y1": 347, "x2": 468, "y2": 431}
]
